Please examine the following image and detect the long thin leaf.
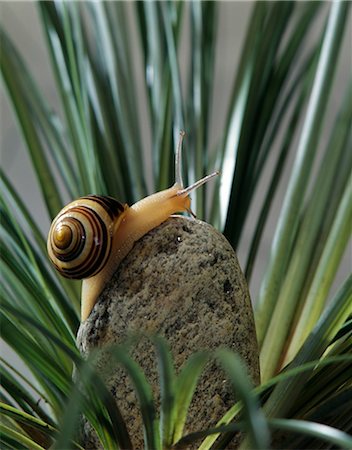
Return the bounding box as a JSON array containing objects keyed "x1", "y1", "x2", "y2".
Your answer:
[
  {"x1": 269, "y1": 418, "x2": 352, "y2": 449},
  {"x1": 0, "y1": 423, "x2": 46, "y2": 450},
  {"x1": 85, "y1": 1, "x2": 146, "y2": 201},
  {"x1": 223, "y1": 2, "x2": 295, "y2": 244},
  {"x1": 0, "y1": 28, "x2": 63, "y2": 218},
  {"x1": 257, "y1": 1, "x2": 350, "y2": 377},
  {"x1": 261, "y1": 80, "x2": 352, "y2": 375},
  {"x1": 0, "y1": 403, "x2": 57, "y2": 447},
  {"x1": 136, "y1": 1, "x2": 183, "y2": 192},
  {"x1": 174, "y1": 422, "x2": 243, "y2": 449},
  {"x1": 0, "y1": 363, "x2": 53, "y2": 425},
  {"x1": 245, "y1": 2, "x2": 321, "y2": 188},
  {"x1": 1, "y1": 221, "x2": 78, "y2": 340},
  {"x1": 152, "y1": 336, "x2": 176, "y2": 448},
  {"x1": 53, "y1": 355, "x2": 126, "y2": 450},
  {"x1": 1, "y1": 303, "x2": 132, "y2": 449},
  {"x1": 198, "y1": 402, "x2": 242, "y2": 450},
  {"x1": 189, "y1": 0, "x2": 218, "y2": 218},
  {"x1": 286, "y1": 181, "x2": 351, "y2": 362},
  {"x1": 264, "y1": 274, "x2": 352, "y2": 419},
  {"x1": 200, "y1": 353, "x2": 352, "y2": 450},
  {"x1": 1, "y1": 313, "x2": 71, "y2": 413},
  {"x1": 245, "y1": 49, "x2": 318, "y2": 280},
  {"x1": 109, "y1": 346, "x2": 160, "y2": 450},
  {"x1": 284, "y1": 95, "x2": 352, "y2": 361},
  {"x1": 173, "y1": 351, "x2": 208, "y2": 443},
  {"x1": 39, "y1": 3, "x2": 100, "y2": 195},
  {"x1": 160, "y1": 2, "x2": 185, "y2": 150},
  {"x1": 0, "y1": 170, "x2": 81, "y2": 308},
  {"x1": 219, "y1": 2, "x2": 267, "y2": 229},
  {"x1": 217, "y1": 349, "x2": 270, "y2": 450}
]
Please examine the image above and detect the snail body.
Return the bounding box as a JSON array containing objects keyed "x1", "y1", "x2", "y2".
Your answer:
[{"x1": 47, "y1": 132, "x2": 218, "y2": 321}]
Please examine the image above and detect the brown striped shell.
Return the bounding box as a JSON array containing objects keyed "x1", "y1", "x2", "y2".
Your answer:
[{"x1": 47, "y1": 195, "x2": 127, "y2": 279}]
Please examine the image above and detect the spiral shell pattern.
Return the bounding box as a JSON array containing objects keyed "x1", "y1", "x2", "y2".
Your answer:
[{"x1": 47, "y1": 195, "x2": 126, "y2": 279}]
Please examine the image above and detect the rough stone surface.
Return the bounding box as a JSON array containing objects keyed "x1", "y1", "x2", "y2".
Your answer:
[{"x1": 77, "y1": 217, "x2": 259, "y2": 449}]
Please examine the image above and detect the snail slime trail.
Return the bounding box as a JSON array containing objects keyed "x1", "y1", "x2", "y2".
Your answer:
[{"x1": 47, "y1": 131, "x2": 219, "y2": 321}]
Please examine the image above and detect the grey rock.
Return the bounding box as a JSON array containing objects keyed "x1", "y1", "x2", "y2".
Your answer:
[{"x1": 77, "y1": 217, "x2": 259, "y2": 449}]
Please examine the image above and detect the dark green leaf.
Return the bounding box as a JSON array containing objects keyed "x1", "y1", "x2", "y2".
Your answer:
[
  {"x1": 216, "y1": 349, "x2": 270, "y2": 449},
  {"x1": 173, "y1": 351, "x2": 208, "y2": 442}
]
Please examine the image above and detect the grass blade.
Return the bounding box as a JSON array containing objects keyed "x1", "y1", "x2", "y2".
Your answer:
[
  {"x1": 86, "y1": 2, "x2": 146, "y2": 201},
  {"x1": 245, "y1": 3, "x2": 321, "y2": 186},
  {"x1": 264, "y1": 274, "x2": 352, "y2": 419},
  {"x1": 160, "y1": 1, "x2": 185, "y2": 141},
  {"x1": 260, "y1": 82, "x2": 352, "y2": 376},
  {"x1": 136, "y1": 1, "x2": 169, "y2": 186},
  {"x1": 257, "y1": 355, "x2": 352, "y2": 396},
  {"x1": 198, "y1": 402, "x2": 243, "y2": 450},
  {"x1": 59, "y1": 2, "x2": 106, "y2": 195},
  {"x1": 0, "y1": 170, "x2": 81, "y2": 308},
  {"x1": 52, "y1": 360, "x2": 95, "y2": 450},
  {"x1": 174, "y1": 422, "x2": 243, "y2": 449},
  {"x1": 283, "y1": 93, "x2": 352, "y2": 360},
  {"x1": 296, "y1": 362, "x2": 352, "y2": 420},
  {"x1": 0, "y1": 423, "x2": 46, "y2": 450},
  {"x1": 217, "y1": 349, "x2": 270, "y2": 450},
  {"x1": 53, "y1": 355, "x2": 128, "y2": 450},
  {"x1": 152, "y1": 336, "x2": 176, "y2": 448},
  {"x1": 1, "y1": 303, "x2": 132, "y2": 449},
  {"x1": 0, "y1": 403, "x2": 57, "y2": 448},
  {"x1": 1, "y1": 312, "x2": 71, "y2": 412},
  {"x1": 0, "y1": 362, "x2": 53, "y2": 424},
  {"x1": 219, "y1": 1, "x2": 267, "y2": 229},
  {"x1": 172, "y1": 351, "x2": 208, "y2": 443},
  {"x1": 39, "y1": 3, "x2": 101, "y2": 195},
  {"x1": 269, "y1": 418, "x2": 352, "y2": 449},
  {"x1": 285, "y1": 187, "x2": 351, "y2": 360},
  {"x1": 244, "y1": 51, "x2": 317, "y2": 280},
  {"x1": 201, "y1": 353, "x2": 351, "y2": 449},
  {"x1": 0, "y1": 28, "x2": 63, "y2": 218},
  {"x1": 109, "y1": 346, "x2": 159, "y2": 450},
  {"x1": 1, "y1": 241, "x2": 76, "y2": 343},
  {"x1": 1, "y1": 208, "x2": 78, "y2": 338},
  {"x1": 136, "y1": 1, "x2": 183, "y2": 191},
  {"x1": 189, "y1": 1, "x2": 218, "y2": 218},
  {"x1": 223, "y1": 2, "x2": 295, "y2": 243},
  {"x1": 257, "y1": 1, "x2": 350, "y2": 372},
  {"x1": 0, "y1": 37, "x2": 78, "y2": 200},
  {"x1": 0, "y1": 170, "x2": 46, "y2": 253}
]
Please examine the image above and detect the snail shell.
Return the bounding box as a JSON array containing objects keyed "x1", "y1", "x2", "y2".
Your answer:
[{"x1": 47, "y1": 195, "x2": 127, "y2": 279}]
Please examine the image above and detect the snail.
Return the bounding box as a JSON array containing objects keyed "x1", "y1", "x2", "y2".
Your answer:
[{"x1": 47, "y1": 131, "x2": 218, "y2": 321}]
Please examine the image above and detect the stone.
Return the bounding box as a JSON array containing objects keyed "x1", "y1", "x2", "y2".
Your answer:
[{"x1": 77, "y1": 216, "x2": 259, "y2": 448}]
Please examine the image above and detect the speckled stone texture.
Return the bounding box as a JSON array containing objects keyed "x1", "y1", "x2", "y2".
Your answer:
[{"x1": 77, "y1": 217, "x2": 259, "y2": 449}]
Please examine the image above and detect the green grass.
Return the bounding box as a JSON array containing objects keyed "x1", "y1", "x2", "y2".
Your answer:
[{"x1": 1, "y1": 2, "x2": 351, "y2": 449}]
